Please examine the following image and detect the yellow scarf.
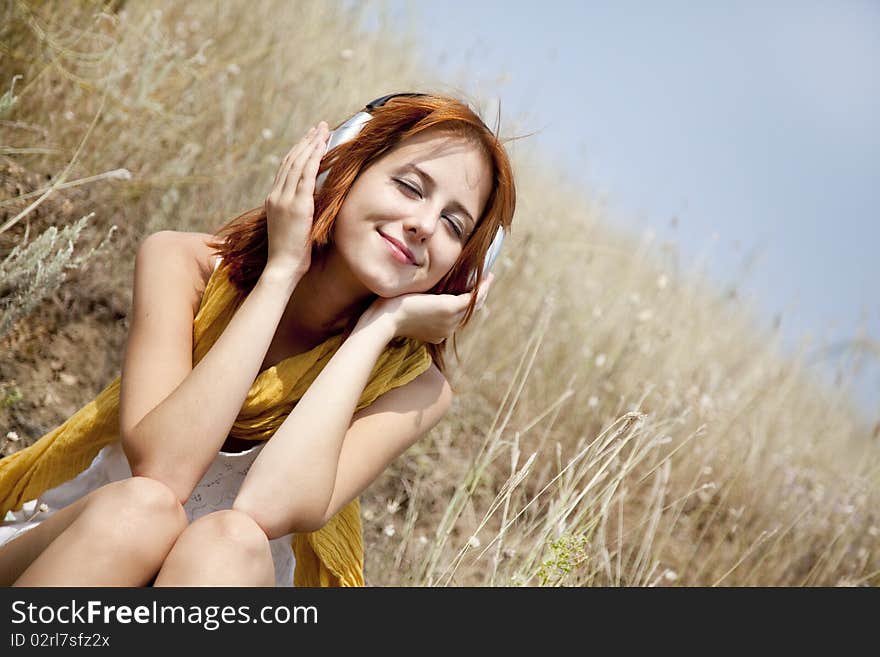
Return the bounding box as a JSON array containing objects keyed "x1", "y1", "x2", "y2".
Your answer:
[{"x1": 0, "y1": 262, "x2": 432, "y2": 587}]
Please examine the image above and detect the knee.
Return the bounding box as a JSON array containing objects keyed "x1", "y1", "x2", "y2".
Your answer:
[
  {"x1": 90, "y1": 476, "x2": 187, "y2": 535},
  {"x1": 188, "y1": 509, "x2": 271, "y2": 558}
]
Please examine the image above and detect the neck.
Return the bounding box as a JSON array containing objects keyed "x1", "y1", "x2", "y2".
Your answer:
[{"x1": 278, "y1": 249, "x2": 376, "y2": 344}]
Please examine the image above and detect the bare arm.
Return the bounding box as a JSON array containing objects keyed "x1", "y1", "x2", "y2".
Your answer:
[
  {"x1": 119, "y1": 231, "x2": 301, "y2": 504},
  {"x1": 233, "y1": 267, "x2": 485, "y2": 538},
  {"x1": 232, "y1": 316, "x2": 396, "y2": 536},
  {"x1": 121, "y1": 122, "x2": 328, "y2": 504}
]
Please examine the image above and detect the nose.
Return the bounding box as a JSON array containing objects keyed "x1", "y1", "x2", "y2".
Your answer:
[{"x1": 403, "y1": 206, "x2": 442, "y2": 241}]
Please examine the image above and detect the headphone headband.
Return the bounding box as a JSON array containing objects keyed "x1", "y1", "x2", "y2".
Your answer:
[
  {"x1": 365, "y1": 92, "x2": 427, "y2": 111},
  {"x1": 364, "y1": 92, "x2": 493, "y2": 133}
]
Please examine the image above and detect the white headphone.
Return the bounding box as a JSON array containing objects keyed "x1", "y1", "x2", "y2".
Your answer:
[{"x1": 314, "y1": 93, "x2": 504, "y2": 291}]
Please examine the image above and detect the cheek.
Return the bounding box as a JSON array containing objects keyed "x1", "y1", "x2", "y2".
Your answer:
[{"x1": 427, "y1": 246, "x2": 462, "y2": 280}]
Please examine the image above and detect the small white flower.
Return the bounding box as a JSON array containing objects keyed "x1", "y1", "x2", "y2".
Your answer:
[
  {"x1": 467, "y1": 536, "x2": 481, "y2": 549},
  {"x1": 261, "y1": 128, "x2": 273, "y2": 140},
  {"x1": 386, "y1": 499, "x2": 400, "y2": 514},
  {"x1": 5, "y1": 431, "x2": 19, "y2": 442},
  {"x1": 383, "y1": 523, "x2": 396, "y2": 537},
  {"x1": 226, "y1": 62, "x2": 240, "y2": 76},
  {"x1": 363, "y1": 508, "x2": 375, "y2": 521},
  {"x1": 698, "y1": 486, "x2": 715, "y2": 504},
  {"x1": 594, "y1": 353, "x2": 607, "y2": 368},
  {"x1": 587, "y1": 395, "x2": 599, "y2": 408},
  {"x1": 868, "y1": 526, "x2": 879, "y2": 537},
  {"x1": 192, "y1": 52, "x2": 207, "y2": 66},
  {"x1": 340, "y1": 48, "x2": 354, "y2": 60},
  {"x1": 664, "y1": 569, "x2": 678, "y2": 582},
  {"x1": 64, "y1": 110, "x2": 75, "y2": 121},
  {"x1": 701, "y1": 466, "x2": 713, "y2": 476},
  {"x1": 418, "y1": 535, "x2": 428, "y2": 545}
]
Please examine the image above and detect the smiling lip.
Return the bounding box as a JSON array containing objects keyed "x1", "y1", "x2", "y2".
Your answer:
[{"x1": 379, "y1": 231, "x2": 418, "y2": 266}]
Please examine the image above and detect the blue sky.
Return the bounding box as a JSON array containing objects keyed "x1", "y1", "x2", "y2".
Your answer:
[{"x1": 359, "y1": 0, "x2": 879, "y2": 421}]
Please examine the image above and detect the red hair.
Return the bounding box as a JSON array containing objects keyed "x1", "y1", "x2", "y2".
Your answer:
[{"x1": 207, "y1": 93, "x2": 517, "y2": 386}]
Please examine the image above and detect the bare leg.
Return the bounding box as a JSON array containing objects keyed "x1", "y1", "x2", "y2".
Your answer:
[
  {"x1": 9, "y1": 477, "x2": 188, "y2": 586},
  {"x1": 153, "y1": 509, "x2": 275, "y2": 586},
  {"x1": 1, "y1": 495, "x2": 91, "y2": 587}
]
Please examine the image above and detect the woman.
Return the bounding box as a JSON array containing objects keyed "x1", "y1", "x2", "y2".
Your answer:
[{"x1": 0, "y1": 92, "x2": 516, "y2": 587}]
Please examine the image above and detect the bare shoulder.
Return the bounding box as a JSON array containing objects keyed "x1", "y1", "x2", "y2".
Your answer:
[
  {"x1": 167, "y1": 230, "x2": 218, "y2": 266},
  {"x1": 353, "y1": 361, "x2": 452, "y2": 424},
  {"x1": 418, "y1": 362, "x2": 452, "y2": 397},
  {"x1": 185, "y1": 230, "x2": 222, "y2": 281},
  {"x1": 176, "y1": 230, "x2": 222, "y2": 313},
  {"x1": 137, "y1": 230, "x2": 221, "y2": 315},
  {"x1": 388, "y1": 361, "x2": 451, "y2": 408}
]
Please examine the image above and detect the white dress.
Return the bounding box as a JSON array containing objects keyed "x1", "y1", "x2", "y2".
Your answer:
[{"x1": 0, "y1": 257, "x2": 297, "y2": 586}]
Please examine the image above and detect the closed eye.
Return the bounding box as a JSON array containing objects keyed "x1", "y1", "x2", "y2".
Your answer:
[{"x1": 394, "y1": 179, "x2": 464, "y2": 239}]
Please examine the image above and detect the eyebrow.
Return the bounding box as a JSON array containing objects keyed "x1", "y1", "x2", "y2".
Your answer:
[{"x1": 402, "y1": 163, "x2": 477, "y2": 229}]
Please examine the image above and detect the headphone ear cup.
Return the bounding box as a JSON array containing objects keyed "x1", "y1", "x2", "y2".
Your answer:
[
  {"x1": 466, "y1": 228, "x2": 505, "y2": 291},
  {"x1": 315, "y1": 110, "x2": 373, "y2": 192}
]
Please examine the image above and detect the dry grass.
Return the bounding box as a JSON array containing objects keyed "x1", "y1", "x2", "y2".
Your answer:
[{"x1": 1, "y1": 0, "x2": 877, "y2": 587}]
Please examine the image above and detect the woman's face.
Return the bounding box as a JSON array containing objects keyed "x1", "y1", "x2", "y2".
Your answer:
[{"x1": 332, "y1": 127, "x2": 493, "y2": 297}]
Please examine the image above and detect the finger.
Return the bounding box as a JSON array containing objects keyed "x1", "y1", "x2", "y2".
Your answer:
[
  {"x1": 280, "y1": 126, "x2": 327, "y2": 199},
  {"x1": 272, "y1": 127, "x2": 316, "y2": 189},
  {"x1": 470, "y1": 275, "x2": 492, "y2": 302},
  {"x1": 474, "y1": 278, "x2": 493, "y2": 310},
  {"x1": 287, "y1": 130, "x2": 327, "y2": 197},
  {"x1": 296, "y1": 128, "x2": 330, "y2": 197},
  {"x1": 272, "y1": 125, "x2": 318, "y2": 188}
]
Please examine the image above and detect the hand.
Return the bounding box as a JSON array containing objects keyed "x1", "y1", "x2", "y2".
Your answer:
[
  {"x1": 358, "y1": 273, "x2": 495, "y2": 344},
  {"x1": 264, "y1": 122, "x2": 330, "y2": 277}
]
